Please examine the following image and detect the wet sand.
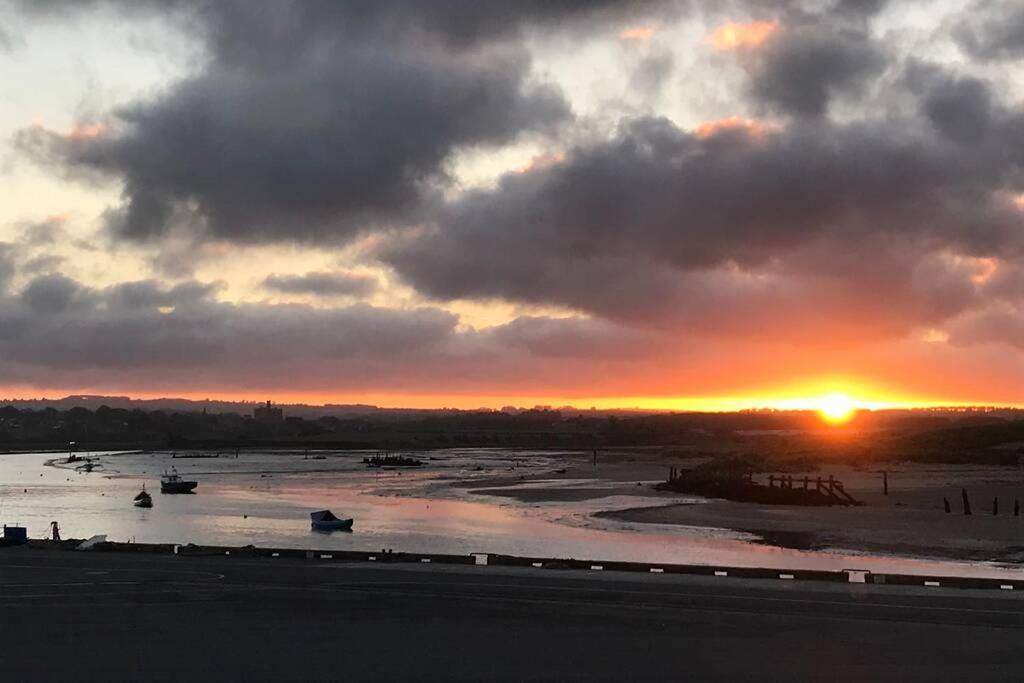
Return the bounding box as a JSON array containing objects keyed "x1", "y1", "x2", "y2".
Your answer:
[{"x1": 455, "y1": 451, "x2": 1024, "y2": 564}]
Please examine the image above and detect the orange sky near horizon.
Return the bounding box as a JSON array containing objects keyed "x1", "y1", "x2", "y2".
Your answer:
[{"x1": 1, "y1": 383, "x2": 1016, "y2": 413}]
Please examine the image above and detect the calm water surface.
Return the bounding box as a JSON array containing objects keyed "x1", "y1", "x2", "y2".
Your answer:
[{"x1": 1, "y1": 449, "x2": 1021, "y2": 580}]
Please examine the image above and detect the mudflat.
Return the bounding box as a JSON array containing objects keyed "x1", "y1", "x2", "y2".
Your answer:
[{"x1": 456, "y1": 450, "x2": 1024, "y2": 563}]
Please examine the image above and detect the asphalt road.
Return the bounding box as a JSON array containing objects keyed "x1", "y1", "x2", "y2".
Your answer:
[{"x1": 1, "y1": 547, "x2": 1022, "y2": 682}]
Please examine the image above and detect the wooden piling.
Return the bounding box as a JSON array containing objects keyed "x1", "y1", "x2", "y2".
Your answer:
[
  {"x1": 1015, "y1": 499, "x2": 1020, "y2": 517},
  {"x1": 993, "y1": 497, "x2": 999, "y2": 516},
  {"x1": 943, "y1": 497, "x2": 951, "y2": 514},
  {"x1": 883, "y1": 470, "x2": 888, "y2": 496},
  {"x1": 962, "y1": 488, "x2": 972, "y2": 516}
]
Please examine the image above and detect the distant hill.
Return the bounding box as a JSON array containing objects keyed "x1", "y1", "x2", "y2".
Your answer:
[{"x1": 0, "y1": 395, "x2": 659, "y2": 420}]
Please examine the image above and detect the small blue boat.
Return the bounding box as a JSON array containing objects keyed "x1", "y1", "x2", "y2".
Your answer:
[{"x1": 310, "y1": 510, "x2": 353, "y2": 531}]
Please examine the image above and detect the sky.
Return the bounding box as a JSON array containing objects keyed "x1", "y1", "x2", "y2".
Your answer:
[{"x1": 1, "y1": 0, "x2": 1023, "y2": 411}]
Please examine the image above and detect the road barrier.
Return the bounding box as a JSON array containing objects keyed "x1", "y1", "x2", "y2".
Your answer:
[{"x1": 16, "y1": 539, "x2": 1024, "y2": 591}]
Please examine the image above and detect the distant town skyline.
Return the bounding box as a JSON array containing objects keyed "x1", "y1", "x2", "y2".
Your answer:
[{"x1": 2, "y1": 0, "x2": 1023, "y2": 413}]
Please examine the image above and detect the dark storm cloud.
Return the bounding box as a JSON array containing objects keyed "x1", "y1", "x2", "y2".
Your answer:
[
  {"x1": 13, "y1": 0, "x2": 674, "y2": 244},
  {"x1": 263, "y1": 272, "x2": 378, "y2": 298},
  {"x1": 746, "y1": 23, "x2": 885, "y2": 117},
  {"x1": 954, "y1": 0, "x2": 1024, "y2": 61},
  {"x1": 20, "y1": 273, "x2": 91, "y2": 313},
  {"x1": 18, "y1": 46, "x2": 568, "y2": 242},
  {"x1": 904, "y1": 63, "x2": 995, "y2": 145},
  {"x1": 381, "y1": 98, "x2": 1024, "y2": 337}
]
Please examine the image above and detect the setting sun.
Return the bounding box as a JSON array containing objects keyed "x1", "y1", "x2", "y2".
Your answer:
[{"x1": 817, "y1": 393, "x2": 857, "y2": 424}]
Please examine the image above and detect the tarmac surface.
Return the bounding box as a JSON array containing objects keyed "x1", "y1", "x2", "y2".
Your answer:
[{"x1": 1, "y1": 547, "x2": 1023, "y2": 682}]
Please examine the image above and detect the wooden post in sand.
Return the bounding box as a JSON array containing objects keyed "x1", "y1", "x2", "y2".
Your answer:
[
  {"x1": 1014, "y1": 499, "x2": 1020, "y2": 517},
  {"x1": 883, "y1": 470, "x2": 888, "y2": 496},
  {"x1": 943, "y1": 497, "x2": 951, "y2": 513},
  {"x1": 993, "y1": 497, "x2": 999, "y2": 516},
  {"x1": 962, "y1": 488, "x2": 972, "y2": 516}
]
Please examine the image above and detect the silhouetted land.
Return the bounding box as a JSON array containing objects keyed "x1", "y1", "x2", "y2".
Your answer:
[
  {"x1": 0, "y1": 546, "x2": 1021, "y2": 681},
  {"x1": 4, "y1": 401, "x2": 1024, "y2": 466}
]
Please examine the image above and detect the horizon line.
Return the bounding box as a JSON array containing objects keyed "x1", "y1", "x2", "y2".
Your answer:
[{"x1": 2, "y1": 392, "x2": 1023, "y2": 414}]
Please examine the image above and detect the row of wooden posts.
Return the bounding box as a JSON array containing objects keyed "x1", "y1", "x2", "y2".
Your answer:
[{"x1": 946, "y1": 489, "x2": 1021, "y2": 516}]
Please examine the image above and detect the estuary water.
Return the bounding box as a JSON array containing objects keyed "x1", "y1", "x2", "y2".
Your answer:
[{"x1": 1, "y1": 448, "x2": 1021, "y2": 580}]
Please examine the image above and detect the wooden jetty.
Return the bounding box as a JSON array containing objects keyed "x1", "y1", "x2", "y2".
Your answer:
[{"x1": 658, "y1": 468, "x2": 860, "y2": 506}]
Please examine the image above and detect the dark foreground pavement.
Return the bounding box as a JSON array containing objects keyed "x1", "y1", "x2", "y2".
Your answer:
[{"x1": 1, "y1": 547, "x2": 1022, "y2": 682}]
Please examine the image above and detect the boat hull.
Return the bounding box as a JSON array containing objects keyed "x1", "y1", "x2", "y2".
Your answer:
[
  {"x1": 311, "y1": 519, "x2": 353, "y2": 531},
  {"x1": 160, "y1": 481, "x2": 197, "y2": 494}
]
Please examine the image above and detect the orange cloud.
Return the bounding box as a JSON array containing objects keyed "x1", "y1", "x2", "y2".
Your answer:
[
  {"x1": 516, "y1": 151, "x2": 566, "y2": 174},
  {"x1": 67, "y1": 122, "x2": 108, "y2": 141},
  {"x1": 27, "y1": 121, "x2": 108, "y2": 142},
  {"x1": 619, "y1": 26, "x2": 656, "y2": 42},
  {"x1": 695, "y1": 116, "x2": 773, "y2": 140},
  {"x1": 710, "y1": 20, "x2": 779, "y2": 51}
]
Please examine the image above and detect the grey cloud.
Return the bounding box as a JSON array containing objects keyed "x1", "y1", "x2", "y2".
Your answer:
[
  {"x1": 955, "y1": 1, "x2": 1024, "y2": 61},
  {"x1": 0, "y1": 274, "x2": 664, "y2": 393},
  {"x1": 263, "y1": 272, "x2": 378, "y2": 298},
  {"x1": 13, "y1": 0, "x2": 676, "y2": 245},
  {"x1": 488, "y1": 316, "x2": 660, "y2": 359},
  {"x1": 103, "y1": 279, "x2": 219, "y2": 310},
  {"x1": 19, "y1": 254, "x2": 64, "y2": 275},
  {"x1": 0, "y1": 243, "x2": 15, "y2": 291},
  {"x1": 946, "y1": 304, "x2": 1024, "y2": 349},
  {"x1": 747, "y1": 23, "x2": 886, "y2": 117},
  {"x1": 630, "y1": 49, "x2": 675, "y2": 97},
  {"x1": 381, "y1": 104, "x2": 1024, "y2": 339},
  {"x1": 20, "y1": 217, "x2": 66, "y2": 245},
  {"x1": 906, "y1": 64, "x2": 994, "y2": 144},
  {"x1": 18, "y1": 46, "x2": 568, "y2": 243},
  {"x1": 20, "y1": 273, "x2": 91, "y2": 313}
]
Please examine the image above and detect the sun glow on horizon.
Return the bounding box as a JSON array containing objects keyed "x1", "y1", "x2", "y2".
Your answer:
[{"x1": 816, "y1": 392, "x2": 857, "y2": 425}]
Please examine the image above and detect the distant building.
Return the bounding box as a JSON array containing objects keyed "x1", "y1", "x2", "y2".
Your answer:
[{"x1": 254, "y1": 400, "x2": 283, "y2": 423}]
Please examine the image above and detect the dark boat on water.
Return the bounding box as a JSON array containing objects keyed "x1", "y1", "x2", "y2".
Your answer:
[
  {"x1": 133, "y1": 488, "x2": 153, "y2": 508},
  {"x1": 310, "y1": 510, "x2": 353, "y2": 531},
  {"x1": 160, "y1": 467, "x2": 198, "y2": 494},
  {"x1": 362, "y1": 453, "x2": 424, "y2": 468}
]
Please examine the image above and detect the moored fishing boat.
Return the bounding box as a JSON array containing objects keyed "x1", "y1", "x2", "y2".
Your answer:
[
  {"x1": 310, "y1": 510, "x2": 353, "y2": 531},
  {"x1": 160, "y1": 467, "x2": 198, "y2": 494},
  {"x1": 133, "y1": 488, "x2": 153, "y2": 508}
]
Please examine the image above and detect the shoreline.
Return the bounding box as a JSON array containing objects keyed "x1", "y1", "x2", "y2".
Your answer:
[{"x1": 448, "y1": 454, "x2": 1024, "y2": 567}]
